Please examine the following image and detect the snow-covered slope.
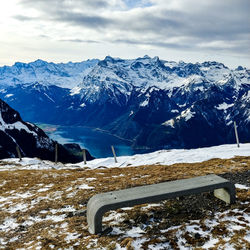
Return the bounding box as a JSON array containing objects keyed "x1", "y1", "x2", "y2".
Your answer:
[
  {"x1": 71, "y1": 56, "x2": 249, "y2": 102},
  {"x1": 1, "y1": 143, "x2": 249, "y2": 170},
  {"x1": 0, "y1": 98, "x2": 53, "y2": 158}
]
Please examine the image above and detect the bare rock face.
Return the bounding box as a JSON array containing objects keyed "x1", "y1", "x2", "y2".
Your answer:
[{"x1": 0, "y1": 99, "x2": 93, "y2": 163}]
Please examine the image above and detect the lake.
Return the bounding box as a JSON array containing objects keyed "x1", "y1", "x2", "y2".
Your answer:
[{"x1": 36, "y1": 124, "x2": 135, "y2": 158}]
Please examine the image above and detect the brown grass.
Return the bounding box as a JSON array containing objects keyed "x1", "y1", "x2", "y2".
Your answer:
[{"x1": 0, "y1": 156, "x2": 249, "y2": 249}]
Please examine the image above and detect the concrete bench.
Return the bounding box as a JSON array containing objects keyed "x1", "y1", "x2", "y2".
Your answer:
[{"x1": 87, "y1": 174, "x2": 235, "y2": 234}]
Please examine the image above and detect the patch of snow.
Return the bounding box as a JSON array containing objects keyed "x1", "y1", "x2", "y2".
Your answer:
[
  {"x1": 79, "y1": 143, "x2": 250, "y2": 169},
  {"x1": 66, "y1": 190, "x2": 78, "y2": 198},
  {"x1": 125, "y1": 227, "x2": 145, "y2": 237},
  {"x1": 1, "y1": 218, "x2": 19, "y2": 231},
  {"x1": 216, "y1": 102, "x2": 234, "y2": 110},
  {"x1": 43, "y1": 93, "x2": 55, "y2": 103},
  {"x1": 141, "y1": 203, "x2": 162, "y2": 210},
  {"x1": 64, "y1": 233, "x2": 81, "y2": 243},
  {"x1": 178, "y1": 103, "x2": 186, "y2": 108},
  {"x1": 70, "y1": 87, "x2": 82, "y2": 95},
  {"x1": 171, "y1": 109, "x2": 179, "y2": 113},
  {"x1": 121, "y1": 207, "x2": 133, "y2": 211},
  {"x1": 162, "y1": 119, "x2": 175, "y2": 128},
  {"x1": 7, "y1": 203, "x2": 29, "y2": 213},
  {"x1": 103, "y1": 211, "x2": 125, "y2": 224},
  {"x1": 1, "y1": 143, "x2": 250, "y2": 170},
  {"x1": 32, "y1": 214, "x2": 66, "y2": 223},
  {"x1": 202, "y1": 238, "x2": 219, "y2": 248},
  {"x1": 37, "y1": 187, "x2": 50, "y2": 192},
  {"x1": 78, "y1": 184, "x2": 94, "y2": 190},
  {"x1": 226, "y1": 120, "x2": 233, "y2": 126},
  {"x1": 61, "y1": 222, "x2": 68, "y2": 229},
  {"x1": 164, "y1": 61, "x2": 177, "y2": 68},
  {"x1": 131, "y1": 238, "x2": 148, "y2": 249},
  {"x1": 0, "y1": 112, "x2": 36, "y2": 137},
  {"x1": 235, "y1": 184, "x2": 249, "y2": 190},
  {"x1": 140, "y1": 99, "x2": 149, "y2": 107},
  {"x1": 85, "y1": 177, "x2": 96, "y2": 181},
  {"x1": 180, "y1": 108, "x2": 195, "y2": 121},
  {"x1": 66, "y1": 187, "x2": 73, "y2": 192}
]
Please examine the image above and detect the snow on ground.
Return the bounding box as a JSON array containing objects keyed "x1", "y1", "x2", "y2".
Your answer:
[
  {"x1": 0, "y1": 147, "x2": 249, "y2": 249},
  {"x1": 0, "y1": 143, "x2": 249, "y2": 171}
]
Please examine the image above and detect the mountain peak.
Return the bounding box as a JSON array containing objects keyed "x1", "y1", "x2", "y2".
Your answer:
[
  {"x1": 104, "y1": 55, "x2": 115, "y2": 62},
  {"x1": 14, "y1": 62, "x2": 26, "y2": 68},
  {"x1": 152, "y1": 56, "x2": 159, "y2": 61},
  {"x1": 31, "y1": 59, "x2": 48, "y2": 67},
  {"x1": 236, "y1": 66, "x2": 244, "y2": 71}
]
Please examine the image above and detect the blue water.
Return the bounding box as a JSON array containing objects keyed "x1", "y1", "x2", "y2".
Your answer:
[{"x1": 41, "y1": 125, "x2": 134, "y2": 158}]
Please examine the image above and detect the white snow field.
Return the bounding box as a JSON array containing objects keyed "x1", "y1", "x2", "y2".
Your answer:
[{"x1": 1, "y1": 143, "x2": 249, "y2": 170}]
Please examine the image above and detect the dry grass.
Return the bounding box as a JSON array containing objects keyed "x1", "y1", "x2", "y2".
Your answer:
[{"x1": 0, "y1": 156, "x2": 249, "y2": 249}]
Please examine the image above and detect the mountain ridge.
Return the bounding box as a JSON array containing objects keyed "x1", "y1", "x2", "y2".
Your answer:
[
  {"x1": 0, "y1": 56, "x2": 249, "y2": 152},
  {"x1": 0, "y1": 59, "x2": 99, "y2": 88}
]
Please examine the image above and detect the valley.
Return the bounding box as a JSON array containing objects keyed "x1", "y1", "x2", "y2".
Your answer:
[{"x1": 36, "y1": 123, "x2": 134, "y2": 158}]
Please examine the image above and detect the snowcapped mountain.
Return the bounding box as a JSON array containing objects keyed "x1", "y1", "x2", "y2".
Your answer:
[
  {"x1": 0, "y1": 59, "x2": 99, "y2": 88},
  {"x1": 0, "y1": 56, "x2": 249, "y2": 151},
  {"x1": 0, "y1": 99, "x2": 93, "y2": 162},
  {"x1": 74, "y1": 56, "x2": 248, "y2": 95}
]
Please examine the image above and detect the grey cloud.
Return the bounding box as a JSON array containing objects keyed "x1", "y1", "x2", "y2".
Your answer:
[
  {"x1": 113, "y1": 36, "x2": 248, "y2": 54},
  {"x1": 39, "y1": 34, "x2": 50, "y2": 39},
  {"x1": 114, "y1": 38, "x2": 192, "y2": 50},
  {"x1": 81, "y1": 0, "x2": 109, "y2": 9},
  {"x1": 19, "y1": 0, "x2": 109, "y2": 9},
  {"x1": 53, "y1": 10, "x2": 113, "y2": 29},
  {"x1": 114, "y1": 39, "x2": 139, "y2": 45},
  {"x1": 124, "y1": 5, "x2": 250, "y2": 42},
  {"x1": 13, "y1": 15, "x2": 36, "y2": 21},
  {"x1": 118, "y1": 2, "x2": 250, "y2": 55},
  {"x1": 17, "y1": 0, "x2": 250, "y2": 56},
  {"x1": 59, "y1": 39, "x2": 100, "y2": 43},
  {"x1": 128, "y1": 12, "x2": 183, "y2": 33},
  {"x1": 19, "y1": 0, "x2": 113, "y2": 29}
]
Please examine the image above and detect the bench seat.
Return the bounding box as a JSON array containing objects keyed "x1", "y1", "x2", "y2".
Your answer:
[{"x1": 87, "y1": 174, "x2": 235, "y2": 234}]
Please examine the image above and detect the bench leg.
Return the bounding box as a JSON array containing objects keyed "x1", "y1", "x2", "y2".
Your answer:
[
  {"x1": 87, "y1": 209, "x2": 103, "y2": 234},
  {"x1": 214, "y1": 188, "x2": 231, "y2": 204}
]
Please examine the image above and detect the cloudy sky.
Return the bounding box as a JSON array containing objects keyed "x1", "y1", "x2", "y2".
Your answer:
[{"x1": 0, "y1": 0, "x2": 249, "y2": 68}]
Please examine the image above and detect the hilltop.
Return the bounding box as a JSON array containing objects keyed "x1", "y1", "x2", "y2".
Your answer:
[{"x1": 0, "y1": 144, "x2": 249, "y2": 249}]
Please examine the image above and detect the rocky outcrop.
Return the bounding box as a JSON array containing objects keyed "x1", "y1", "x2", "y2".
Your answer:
[{"x1": 0, "y1": 99, "x2": 93, "y2": 163}]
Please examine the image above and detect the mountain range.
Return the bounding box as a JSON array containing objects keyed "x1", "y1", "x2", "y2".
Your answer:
[{"x1": 0, "y1": 56, "x2": 249, "y2": 152}]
